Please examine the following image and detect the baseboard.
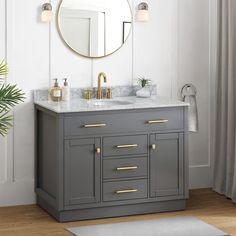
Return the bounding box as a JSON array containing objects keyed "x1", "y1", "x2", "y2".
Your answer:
[
  {"x1": 0, "y1": 180, "x2": 36, "y2": 206},
  {"x1": 37, "y1": 196, "x2": 186, "y2": 222},
  {"x1": 189, "y1": 165, "x2": 212, "y2": 189}
]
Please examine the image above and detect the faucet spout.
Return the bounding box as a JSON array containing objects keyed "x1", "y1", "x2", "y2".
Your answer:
[{"x1": 97, "y1": 72, "x2": 107, "y2": 99}]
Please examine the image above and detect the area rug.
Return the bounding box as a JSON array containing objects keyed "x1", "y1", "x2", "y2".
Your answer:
[{"x1": 67, "y1": 216, "x2": 229, "y2": 236}]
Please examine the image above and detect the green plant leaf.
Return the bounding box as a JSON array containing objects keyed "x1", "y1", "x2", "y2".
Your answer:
[
  {"x1": 0, "y1": 84, "x2": 25, "y2": 111},
  {"x1": 137, "y1": 76, "x2": 152, "y2": 88},
  {"x1": 0, "y1": 60, "x2": 8, "y2": 77},
  {"x1": 0, "y1": 111, "x2": 13, "y2": 136},
  {"x1": 0, "y1": 59, "x2": 24, "y2": 136}
]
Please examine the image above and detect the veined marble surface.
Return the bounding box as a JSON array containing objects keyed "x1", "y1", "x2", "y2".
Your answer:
[{"x1": 35, "y1": 96, "x2": 189, "y2": 113}]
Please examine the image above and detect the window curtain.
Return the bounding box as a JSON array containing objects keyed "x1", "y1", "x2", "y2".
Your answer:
[{"x1": 213, "y1": 0, "x2": 236, "y2": 202}]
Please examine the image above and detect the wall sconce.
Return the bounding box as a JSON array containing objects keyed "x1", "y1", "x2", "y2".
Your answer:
[
  {"x1": 137, "y1": 2, "x2": 149, "y2": 22},
  {"x1": 41, "y1": 3, "x2": 53, "y2": 23}
]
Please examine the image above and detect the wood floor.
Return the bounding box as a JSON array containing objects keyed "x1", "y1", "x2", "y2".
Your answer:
[{"x1": 0, "y1": 189, "x2": 236, "y2": 236}]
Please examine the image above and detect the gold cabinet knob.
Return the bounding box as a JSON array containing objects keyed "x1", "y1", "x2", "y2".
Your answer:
[
  {"x1": 151, "y1": 144, "x2": 156, "y2": 150},
  {"x1": 96, "y1": 148, "x2": 101, "y2": 154}
]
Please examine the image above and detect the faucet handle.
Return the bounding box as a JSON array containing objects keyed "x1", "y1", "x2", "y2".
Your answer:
[
  {"x1": 106, "y1": 88, "x2": 112, "y2": 99},
  {"x1": 84, "y1": 89, "x2": 93, "y2": 100}
]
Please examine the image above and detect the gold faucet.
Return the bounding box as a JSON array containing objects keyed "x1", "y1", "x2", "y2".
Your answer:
[{"x1": 97, "y1": 72, "x2": 107, "y2": 99}]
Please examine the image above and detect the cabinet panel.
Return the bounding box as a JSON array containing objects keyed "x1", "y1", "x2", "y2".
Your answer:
[
  {"x1": 103, "y1": 157, "x2": 148, "y2": 180},
  {"x1": 103, "y1": 179, "x2": 148, "y2": 202},
  {"x1": 64, "y1": 138, "x2": 101, "y2": 206},
  {"x1": 64, "y1": 108, "x2": 184, "y2": 137},
  {"x1": 37, "y1": 111, "x2": 57, "y2": 199},
  {"x1": 150, "y1": 133, "x2": 184, "y2": 198},
  {"x1": 103, "y1": 135, "x2": 148, "y2": 157}
]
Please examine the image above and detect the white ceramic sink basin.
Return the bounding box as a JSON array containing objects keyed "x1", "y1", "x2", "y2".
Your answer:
[{"x1": 88, "y1": 100, "x2": 133, "y2": 106}]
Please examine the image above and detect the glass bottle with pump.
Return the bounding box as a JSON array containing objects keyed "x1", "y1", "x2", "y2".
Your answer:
[{"x1": 50, "y1": 79, "x2": 62, "y2": 102}]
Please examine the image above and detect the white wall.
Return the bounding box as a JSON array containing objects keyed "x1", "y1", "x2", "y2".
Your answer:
[
  {"x1": 0, "y1": 0, "x2": 215, "y2": 206},
  {"x1": 177, "y1": 0, "x2": 214, "y2": 189}
]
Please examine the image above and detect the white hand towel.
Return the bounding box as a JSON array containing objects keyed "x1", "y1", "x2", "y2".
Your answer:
[{"x1": 181, "y1": 84, "x2": 199, "y2": 132}]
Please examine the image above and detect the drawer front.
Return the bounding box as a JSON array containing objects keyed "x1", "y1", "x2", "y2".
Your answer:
[
  {"x1": 103, "y1": 179, "x2": 147, "y2": 202},
  {"x1": 103, "y1": 135, "x2": 148, "y2": 157},
  {"x1": 103, "y1": 157, "x2": 147, "y2": 180},
  {"x1": 64, "y1": 108, "x2": 183, "y2": 137}
]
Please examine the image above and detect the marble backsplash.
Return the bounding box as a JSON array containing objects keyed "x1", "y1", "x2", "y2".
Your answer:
[{"x1": 34, "y1": 85, "x2": 157, "y2": 101}]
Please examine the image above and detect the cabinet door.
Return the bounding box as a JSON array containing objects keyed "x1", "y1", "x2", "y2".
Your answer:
[
  {"x1": 64, "y1": 138, "x2": 101, "y2": 206},
  {"x1": 150, "y1": 133, "x2": 184, "y2": 198}
]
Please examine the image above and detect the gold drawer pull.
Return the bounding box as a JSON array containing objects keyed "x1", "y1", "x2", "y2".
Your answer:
[
  {"x1": 84, "y1": 124, "x2": 106, "y2": 128},
  {"x1": 116, "y1": 166, "x2": 138, "y2": 171},
  {"x1": 116, "y1": 144, "x2": 138, "y2": 149},
  {"x1": 115, "y1": 189, "x2": 138, "y2": 194},
  {"x1": 148, "y1": 119, "x2": 169, "y2": 124},
  {"x1": 96, "y1": 148, "x2": 101, "y2": 154}
]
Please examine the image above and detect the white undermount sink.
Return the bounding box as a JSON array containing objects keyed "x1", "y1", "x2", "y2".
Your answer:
[{"x1": 87, "y1": 99, "x2": 133, "y2": 106}]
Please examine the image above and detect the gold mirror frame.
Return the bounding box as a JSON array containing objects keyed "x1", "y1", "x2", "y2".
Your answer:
[{"x1": 56, "y1": 0, "x2": 133, "y2": 59}]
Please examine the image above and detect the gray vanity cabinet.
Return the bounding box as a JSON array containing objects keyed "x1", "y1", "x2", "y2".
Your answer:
[
  {"x1": 150, "y1": 133, "x2": 184, "y2": 198},
  {"x1": 64, "y1": 138, "x2": 101, "y2": 206},
  {"x1": 35, "y1": 105, "x2": 188, "y2": 222}
]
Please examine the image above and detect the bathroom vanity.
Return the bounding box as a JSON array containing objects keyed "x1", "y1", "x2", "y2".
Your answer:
[{"x1": 35, "y1": 96, "x2": 189, "y2": 222}]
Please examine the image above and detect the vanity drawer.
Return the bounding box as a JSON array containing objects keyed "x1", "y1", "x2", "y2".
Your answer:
[
  {"x1": 64, "y1": 108, "x2": 183, "y2": 137},
  {"x1": 103, "y1": 135, "x2": 148, "y2": 157},
  {"x1": 103, "y1": 179, "x2": 147, "y2": 202},
  {"x1": 103, "y1": 157, "x2": 147, "y2": 180}
]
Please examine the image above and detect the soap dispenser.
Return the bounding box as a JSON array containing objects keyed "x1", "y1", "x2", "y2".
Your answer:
[
  {"x1": 62, "y1": 78, "x2": 70, "y2": 101},
  {"x1": 50, "y1": 78, "x2": 62, "y2": 102}
]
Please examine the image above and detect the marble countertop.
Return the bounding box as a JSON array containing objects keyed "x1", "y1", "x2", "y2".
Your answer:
[{"x1": 34, "y1": 96, "x2": 189, "y2": 113}]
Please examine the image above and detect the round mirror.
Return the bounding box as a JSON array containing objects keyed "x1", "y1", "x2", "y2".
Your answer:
[{"x1": 57, "y1": 0, "x2": 132, "y2": 58}]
